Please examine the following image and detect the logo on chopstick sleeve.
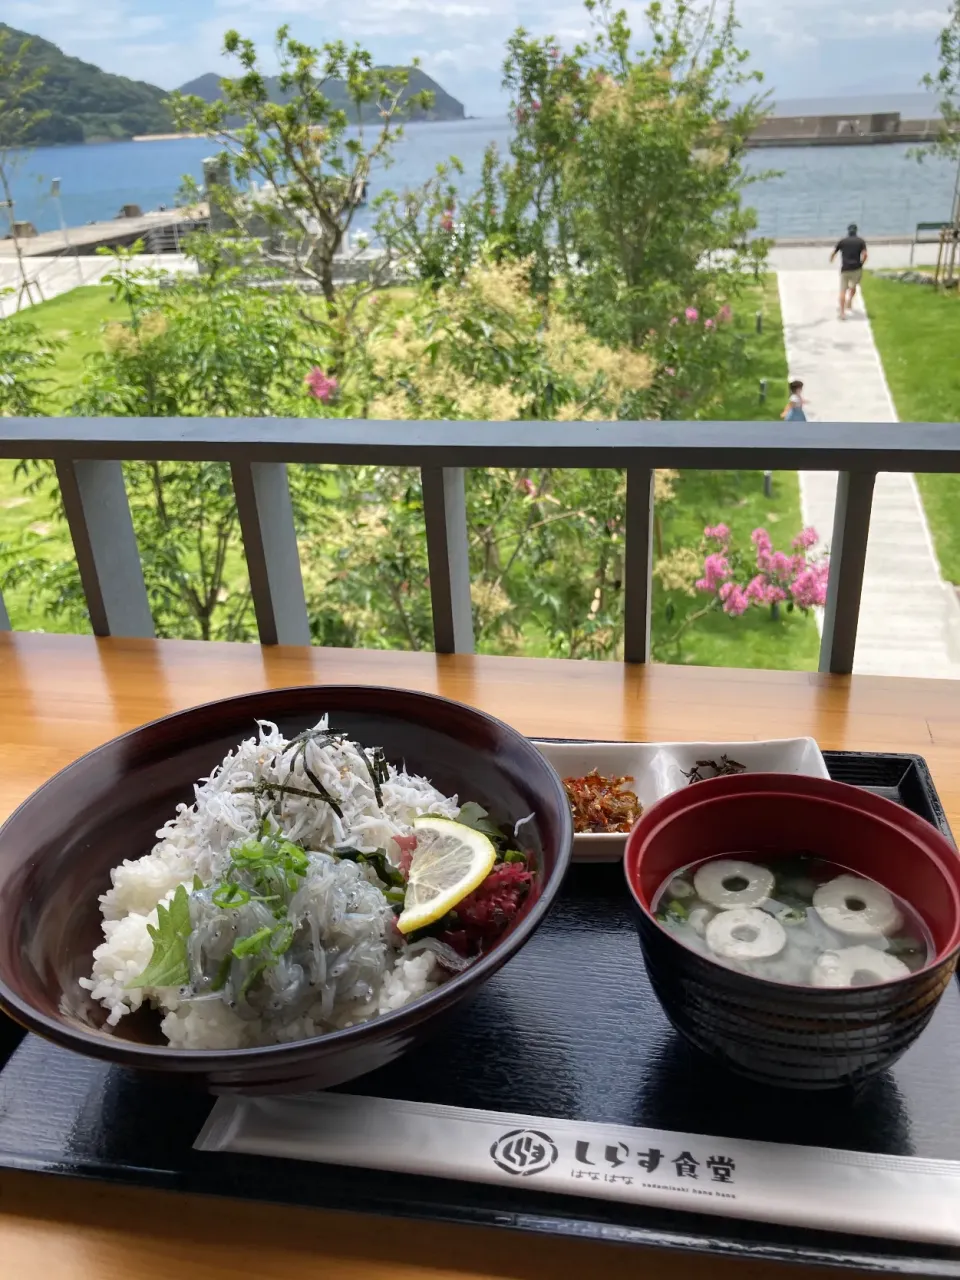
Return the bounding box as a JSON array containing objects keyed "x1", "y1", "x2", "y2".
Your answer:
[{"x1": 490, "y1": 1129, "x2": 559, "y2": 1176}]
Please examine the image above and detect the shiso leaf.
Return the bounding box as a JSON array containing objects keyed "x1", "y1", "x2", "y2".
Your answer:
[
  {"x1": 456, "y1": 801, "x2": 503, "y2": 840},
  {"x1": 126, "y1": 883, "x2": 192, "y2": 989}
]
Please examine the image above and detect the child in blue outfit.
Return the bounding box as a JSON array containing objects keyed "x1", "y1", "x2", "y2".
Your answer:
[{"x1": 781, "y1": 379, "x2": 807, "y2": 422}]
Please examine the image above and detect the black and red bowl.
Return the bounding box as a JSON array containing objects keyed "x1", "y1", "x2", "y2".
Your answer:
[
  {"x1": 625, "y1": 772, "x2": 960, "y2": 1090},
  {"x1": 0, "y1": 685, "x2": 573, "y2": 1093}
]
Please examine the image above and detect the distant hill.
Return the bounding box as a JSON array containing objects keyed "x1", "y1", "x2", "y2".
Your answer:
[
  {"x1": 0, "y1": 24, "x2": 172, "y2": 144},
  {"x1": 178, "y1": 67, "x2": 466, "y2": 123}
]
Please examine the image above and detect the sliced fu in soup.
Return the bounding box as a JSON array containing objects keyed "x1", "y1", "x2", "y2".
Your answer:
[{"x1": 652, "y1": 852, "x2": 933, "y2": 986}]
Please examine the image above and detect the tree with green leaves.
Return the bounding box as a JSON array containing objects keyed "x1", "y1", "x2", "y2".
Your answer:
[
  {"x1": 3, "y1": 238, "x2": 329, "y2": 640},
  {"x1": 169, "y1": 27, "x2": 432, "y2": 309},
  {"x1": 503, "y1": 0, "x2": 769, "y2": 351},
  {"x1": 919, "y1": 0, "x2": 960, "y2": 228},
  {"x1": 377, "y1": 1, "x2": 769, "y2": 418},
  {"x1": 0, "y1": 30, "x2": 49, "y2": 308},
  {"x1": 0, "y1": 299, "x2": 59, "y2": 414}
]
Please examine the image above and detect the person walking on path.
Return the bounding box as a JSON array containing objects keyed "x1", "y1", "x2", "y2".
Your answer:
[
  {"x1": 781, "y1": 378, "x2": 808, "y2": 422},
  {"x1": 830, "y1": 223, "x2": 868, "y2": 320}
]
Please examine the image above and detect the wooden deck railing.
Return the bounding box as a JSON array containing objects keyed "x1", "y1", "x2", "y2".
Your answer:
[{"x1": 3, "y1": 417, "x2": 960, "y2": 673}]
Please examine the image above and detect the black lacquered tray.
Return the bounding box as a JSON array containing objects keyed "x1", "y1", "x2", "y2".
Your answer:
[{"x1": 1, "y1": 749, "x2": 960, "y2": 1276}]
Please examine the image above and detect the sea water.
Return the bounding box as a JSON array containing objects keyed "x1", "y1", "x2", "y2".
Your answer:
[{"x1": 8, "y1": 124, "x2": 959, "y2": 240}]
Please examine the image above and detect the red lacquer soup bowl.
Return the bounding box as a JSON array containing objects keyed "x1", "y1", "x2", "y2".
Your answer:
[{"x1": 624, "y1": 772, "x2": 960, "y2": 1089}]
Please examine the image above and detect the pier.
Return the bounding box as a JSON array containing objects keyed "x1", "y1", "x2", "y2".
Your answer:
[
  {"x1": 0, "y1": 206, "x2": 209, "y2": 258},
  {"x1": 748, "y1": 111, "x2": 941, "y2": 149}
]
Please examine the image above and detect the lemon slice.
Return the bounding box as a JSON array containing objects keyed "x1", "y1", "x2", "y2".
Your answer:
[{"x1": 396, "y1": 816, "x2": 497, "y2": 935}]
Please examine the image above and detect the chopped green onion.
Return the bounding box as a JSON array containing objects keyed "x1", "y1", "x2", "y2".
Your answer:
[{"x1": 232, "y1": 926, "x2": 274, "y2": 958}]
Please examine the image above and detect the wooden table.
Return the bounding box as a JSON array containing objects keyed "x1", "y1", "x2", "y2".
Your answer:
[{"x1": 2, "y1": 631, "x2": 959, "y2": 1280}]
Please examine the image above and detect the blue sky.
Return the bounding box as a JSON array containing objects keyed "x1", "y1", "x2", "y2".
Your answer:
[{"x1": 4, "y1": 0, "x2": 951, "y2": 116}]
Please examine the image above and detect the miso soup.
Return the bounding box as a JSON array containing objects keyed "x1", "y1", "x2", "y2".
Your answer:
[{"x1": 652, "y1": 853, "x2": 933, "y2": 987}]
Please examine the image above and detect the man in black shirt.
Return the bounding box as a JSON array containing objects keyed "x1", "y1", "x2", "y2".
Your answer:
[{"x1": 830, "y1": 223, "x2": 868, "y2": 320}]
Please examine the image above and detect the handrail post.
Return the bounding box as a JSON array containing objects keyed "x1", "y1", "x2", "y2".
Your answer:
[
  {"x1": 624, "y1": 466, "x2": 654, "y2": 663},
  {"x1": 55, "y1": 459, "x2": 154, "y2": 638},
  {"x1": 421, "y1": 466, "x2": 474, "y2": 655},
  {"x1": 819, "y1": 470, "x2": 876, "y2": 675},
  {"x1": 231, "y1": 461, "x2": 311, "y2": 646},
  {"x1": 0, "y1": 586, "x2": 9, "y2": 631}
]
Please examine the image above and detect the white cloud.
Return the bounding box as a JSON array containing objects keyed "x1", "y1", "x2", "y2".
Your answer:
[{"x1": 5, "y1": 0, "x2": 953, "y2": 103}]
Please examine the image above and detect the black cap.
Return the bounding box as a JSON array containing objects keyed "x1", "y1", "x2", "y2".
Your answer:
[{"x1": 848, "y1": 223, "x2": 858, "y2": 235}]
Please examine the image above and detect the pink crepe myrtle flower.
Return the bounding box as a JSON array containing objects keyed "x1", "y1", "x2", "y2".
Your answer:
[
  {"x1": 703, "y1": 523, "x2": 731, "y2": 543},
  {"x1": 770, "y1": 550, "x2": 793, "y2": 578},
  {"x1": 532, "y1": 98, "x2": 542, "y2": 112},
  {"x1": 695, "y1": 552, "x2": 732, "y2": 593},
  {"x1": 664, "y1": 366, "x2": 677, "y2": 377},
  {"x1": 717, "y1": 304, "x2": 733, "y2": 323},
  {"x1": 751, "y1": 526, "x2": 773, "y2": 572},
  {"x1": 668, "y1": 316, "x2": 679, "y2": 326},
  {"x1": 791, "y1": 564, "x2": 830, "y2": 609},
  {"x1": 695, "y1": 522, "x2": 829, "y2": 617},
  {"x1": 440, "y1": 208, "x2": 455, "y2": 232},
  {"x1": 704, "y1": 318, "x2": 715, "y2": 330},
  {"x1": 719, "y1": 582, "x2": 749, "y2": 616},
  {"x1": 685, "y1": 307, "x2": 699, "y2": 322},
  {"x1": 305, "y1": 368, "x2": 338, "y2": 404},
  {"x1": 518, "y1": 476, "x2": 536, "y2": 496},
  {"x1": 792, "y1": 526, "x2": 819, "y2": 551},
  {"x1": 745, "y1": 574, "x2": 767, "y2": 604}
]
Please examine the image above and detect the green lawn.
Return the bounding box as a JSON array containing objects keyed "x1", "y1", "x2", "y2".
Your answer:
[
  {"x1": 717, "y1": 274, "x2": 791, "y2": 424},
  {"x1": 2, "y1": 274, "x2": 818, "y2": 668},
  {"x1": 862, "y1": 274, "x2": 960, "y2": 582},
  {"x1": 0, "y1": 287, "x2": 121, "y2": 630},
  {"x1": 27, "y1": 284, "x2": 126, "y2": 411}
]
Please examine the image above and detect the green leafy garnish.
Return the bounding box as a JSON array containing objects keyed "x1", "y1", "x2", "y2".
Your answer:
[
  {"x1": 656, "y1": 898, "x2": 690, "y2": 927},
  {"x1": 777, "y1": 907, "x2": 807, "y2": 926},
  {"x1": 211, "y1": 954, "x2": 232, "y2": 992},
  {"x1": 334, "y1": 846, "x2": 405, "y2": 888},
  {"x1": 201, "y1": 834, "x2": 314, "y2": 1001},
  {"x1": 456, "y1": 802, "x2": 504, "y2": 841},
  {"x1": 240, "y1": 960, "x2": 270, "y2": 1000},
  {"x1": 503, "y1": 850, "x2": 527, "y2": 865},
  {"x1": 126, "y1": 883, "x2": 192, "y2": 990}
]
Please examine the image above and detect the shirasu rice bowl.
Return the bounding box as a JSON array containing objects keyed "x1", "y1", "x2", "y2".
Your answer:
[{"x1": 80, "y1": 717, "x2": 532, "y2": 1051}]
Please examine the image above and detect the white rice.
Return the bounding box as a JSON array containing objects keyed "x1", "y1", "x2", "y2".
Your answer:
[{"x1": 80, "y1": 717, "x2": 461, "y2": 1049}]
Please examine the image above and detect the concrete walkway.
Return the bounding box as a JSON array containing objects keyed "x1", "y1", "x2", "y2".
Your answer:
[
  {"x1": 0, "y1": 254, "x2": 194, "y2": 319},
  {"x1": 777, "y1": 270, "x2": 960, "y2": 678},
  {"x1": 769, "y1": 239, "x2": 939, "y2": 272}
]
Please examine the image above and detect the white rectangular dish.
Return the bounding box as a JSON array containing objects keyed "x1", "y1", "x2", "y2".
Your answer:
[{"x1": 534, "y1": 737, "x2": 830, "y2": 862}]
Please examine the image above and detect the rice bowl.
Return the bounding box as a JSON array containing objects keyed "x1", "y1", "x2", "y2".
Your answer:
[
  {"x1": 81, "y1": 715, "x2": 536, "y2": 1051},
  {"x1": 0, "y1": 685, "x2": 572, "y2": 1091}
]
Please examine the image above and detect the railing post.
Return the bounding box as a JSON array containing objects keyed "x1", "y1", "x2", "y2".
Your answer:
[
  {"x1": 819, "y1": 470, "x2": 876, "y2": 675},
  {"x1": 0, "y1": 586, "x2": 9, "y2": 631},
  {"x1": 421, "y1": 466, "x2": 474, "y2": 655},
  {"x1": 231, "y1": 462, "x2": 311, "y2": 646},
  {"x1": 55, "y1": 459, "x2": 154, "y2": 638},
  {"x1": 624, "y1": 466, "x2": 654, "y2": 663}
]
